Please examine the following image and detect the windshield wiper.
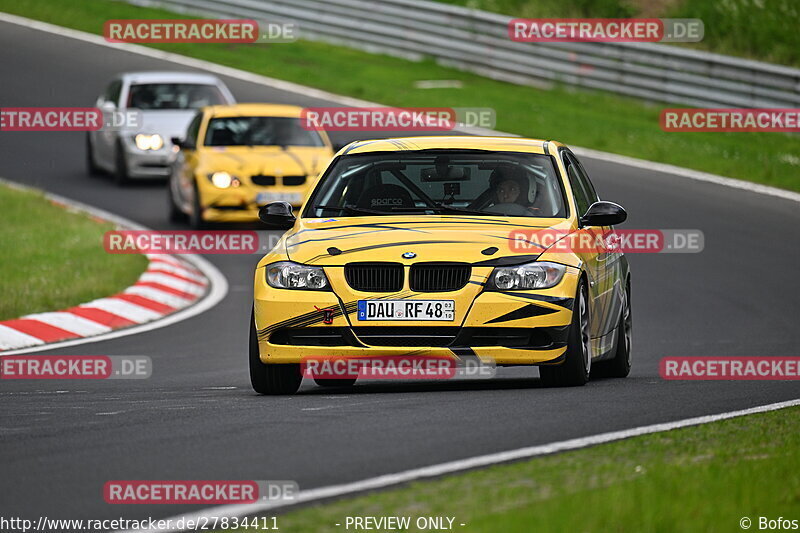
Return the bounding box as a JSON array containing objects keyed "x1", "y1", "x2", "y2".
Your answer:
[{"x1": 314, "y1": 204, "x2": 390, "y2": 215}]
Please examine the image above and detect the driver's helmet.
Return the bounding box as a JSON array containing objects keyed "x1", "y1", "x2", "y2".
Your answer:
[{"x1": 489, "y1": 164, "x2": 536, "y2": 205}]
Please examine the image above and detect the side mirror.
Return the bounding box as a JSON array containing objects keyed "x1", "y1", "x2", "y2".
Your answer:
[
  {"x1": 99, "y1": 100, "x2": 116, "y2": 111},
  {"x1": 580, "y1": 201, "x2": 627, "y2": 227},
  {"x1": 171, "y1": 137, "x2": 194, "y2": 150},
  {"x1": 258, "y1": 202, "x2": 296, "y2": 229}
]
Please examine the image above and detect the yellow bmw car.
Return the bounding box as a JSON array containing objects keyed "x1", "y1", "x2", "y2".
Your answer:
[
  {"x1": 168, "y1": 103, "x2": 334, "y2": 227},
  {"x1": 250, "y1": 136, "x2": 632, "y2": 394}
]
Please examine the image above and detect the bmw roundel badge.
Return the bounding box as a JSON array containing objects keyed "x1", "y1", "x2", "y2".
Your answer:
[{"x1": 402, "y1": 252, "x2": 416, "y2": 259}]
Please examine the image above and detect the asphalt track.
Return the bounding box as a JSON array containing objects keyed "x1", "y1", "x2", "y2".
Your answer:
[{"x1": 1, "y1": 20, "x2": 799, "y2": 523}]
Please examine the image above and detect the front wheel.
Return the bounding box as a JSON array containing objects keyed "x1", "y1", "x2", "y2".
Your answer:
[
  {"x1": 114, "y1": 141, "x2": 130, "y2": 185},
  {"x1": 249, "y1": 310, "x2": 302, "y2": 395},
  {"x1": 86, "y1": 134, "x2": 102, "y2": 177},
  {"x1": 539, "y1": 280, "x2": 591, "y2": 387}
]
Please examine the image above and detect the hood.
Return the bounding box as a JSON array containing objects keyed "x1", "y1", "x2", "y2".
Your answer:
[
  {"x1": 199, "y1": 146, "x2": 332, "y2": 178},
  {"x1": 284, "y1": 216, "x2": 574, "y2": 266},
  {"x1": 125, "y1": 109, "x2": 198, "y2": 138}
]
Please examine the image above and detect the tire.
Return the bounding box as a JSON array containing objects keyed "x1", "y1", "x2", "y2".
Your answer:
[
  {"x1": 188, "y1": 183, "x2": 207, "y2": 229},
  {"x1": 113, "y1": 141, "x2": 130, "y2": 185},
  {"x1": 539, "y1": 280, "x2": 591, "y2": 387},
  {"x1": 86, "y1": 134, "x2": 102, "y2": 177},
  {"x1": 314, "y1": 378, "x2": 357, "y2": 388},
  {"x1": 167, "y1": 179, "x2": 185, "y2": 223},
  {"x1": 249, "y1": 309, "x2": 302, "y2": 395},
  {"x1": 594, "y1": 281, "x2": 632, "y2": 378}
]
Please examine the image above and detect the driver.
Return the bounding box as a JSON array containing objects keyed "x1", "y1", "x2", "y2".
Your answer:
[{"x1": 488, "y1": 165, "x2": 539, "y2": 214}]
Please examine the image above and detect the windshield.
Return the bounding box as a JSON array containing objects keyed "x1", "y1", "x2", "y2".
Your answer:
[
  {"x1": 305, "y1": 151, "x2": 567, "y2": 218},
  {"x1": 127, "y1": 83, "x2": 226, "y2": 110},
  {"x1": 204, "y1": 116, "x2": 324, "y2": 147}
]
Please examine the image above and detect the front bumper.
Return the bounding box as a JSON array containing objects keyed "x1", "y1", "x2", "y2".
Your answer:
[
  {"x1": 253, "y1": 268, "x2": 579, "y2": 366},
  {"x1": 123, "y1": 147, "x2": 173, "y2": 178},
  {"x1": 200, "y1": 186, "x2": 307, "y2": 223}
]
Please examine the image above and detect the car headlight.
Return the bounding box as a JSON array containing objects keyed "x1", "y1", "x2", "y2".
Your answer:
[
  {"x1": 208, "y1": 171, "x2": 240, "y2": 188},
  {"x1": 489, "y1": 261, "x2": 566, "y2": 290},
  {"x1": 266, "y1": 261, "x2": 329, "y2": 290},
  {"x1": 134, "y1": 133, "x2": 163, "y2": 151}
]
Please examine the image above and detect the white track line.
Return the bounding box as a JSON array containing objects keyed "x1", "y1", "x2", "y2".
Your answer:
[
  {"x1": 0, "y1": 178, "x2": 228, "y2": 356},
  {"x1": 0, "y1": 12, "x2": 797, "y2": 205},
  {"x1": 117, "y1": 398, "x2": 800, "y2": 532}
]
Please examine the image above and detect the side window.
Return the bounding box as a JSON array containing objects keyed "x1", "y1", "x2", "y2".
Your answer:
[
  {"x1": 185, "y1": 112, "x2": 203, "y2": 147},
  {"x1": 563, "y1": 152, "x2": 591, "y2": 216},
  {"x1": 104, "y1": 80, "x2": 122, "y2": 106},
  {"x1": 571, "y1": 154, "x2": 599, "y2": 204}
]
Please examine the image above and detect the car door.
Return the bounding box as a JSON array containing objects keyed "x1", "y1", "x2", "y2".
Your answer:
[{"x1": 562, "y1": 150, "x2": 617, "y2": 342}]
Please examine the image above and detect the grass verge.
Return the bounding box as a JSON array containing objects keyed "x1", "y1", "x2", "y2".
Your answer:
[
  {"x1": 0, "y1": 183, "x2": 148, "y2": 320},
  {"x1": 438, "y1": 0, "x2": 800, "y2": 67},
  {"x1": 1, "y1": 0, "x2": 798, "y2": 191},
  {"x1": 230, "y1": 406, "x2": 800, "y2": 532}
]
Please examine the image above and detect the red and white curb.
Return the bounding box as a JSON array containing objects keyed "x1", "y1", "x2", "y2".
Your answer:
[
  {"x1": 0, "y1": 254, "x2": 207, "y2": 351},
  {"x1": 0, "y1": 178, "x2": 227, "y2": 355}
]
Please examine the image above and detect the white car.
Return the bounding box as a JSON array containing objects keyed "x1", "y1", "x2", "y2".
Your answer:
[{"x1": 86, "y1": 71, "x2": 236, "y2": 184}]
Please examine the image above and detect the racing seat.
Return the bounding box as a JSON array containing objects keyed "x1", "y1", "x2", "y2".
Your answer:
[{"x1": 356, "y1": 184, "x2": 415, "y2": 211}]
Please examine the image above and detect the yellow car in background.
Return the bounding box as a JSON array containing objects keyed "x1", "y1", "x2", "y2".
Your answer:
[{"x1": 168, "y1": 104, "x2": 334, "y2": 227}]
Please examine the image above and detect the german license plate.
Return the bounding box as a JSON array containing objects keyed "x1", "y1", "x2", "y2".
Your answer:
[
  {"x1": 357, "y1": 300, "x2": 455, "y2": 321},
  {"x1": 257, "y1": 192, "x2": 302, "y2": 205}
]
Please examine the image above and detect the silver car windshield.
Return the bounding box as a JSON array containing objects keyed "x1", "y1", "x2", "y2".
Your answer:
[
  {"x1": 306, "y1": 151, "x2": 567, "y2": 218},
  {"x1": 127, "y1": 83, "x2": 226, "y2": 110}
]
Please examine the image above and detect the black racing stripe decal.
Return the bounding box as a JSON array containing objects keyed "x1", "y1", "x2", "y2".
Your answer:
[
  {"x1": 257, "y1": 292, "x2": 414, "y2": 340},
  {"x1": 472, "y1": 254, "x2": 542, "y2": 267},
  {"x1": 497, "y1": 292, "x2": 574, "y2": 310},
  {"x1": 287, "y1": 227, "x2": 430, "y2": 248},
  {"x1": 484, "y1": 304, "x2": 560, "y2": 324}
]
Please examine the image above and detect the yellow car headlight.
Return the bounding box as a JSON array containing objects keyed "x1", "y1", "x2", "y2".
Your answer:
[
  {"x1": 134, "y1": 133, "x2": 164, "y2": 151},
  {"x1": 208, "y1": 172, "x2": 241, "y2": 189}
]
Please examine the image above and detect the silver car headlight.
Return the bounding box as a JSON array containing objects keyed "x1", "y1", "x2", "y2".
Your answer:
[
  {"x1": 489, "y1": 261, "x2": 566, "y2": 290},
  {"x1": 134, "y1": 133, "x2": 163, "y2": 151},
  {"x1": 266, "y1": 261, "x2": 329, "y2": 290}
]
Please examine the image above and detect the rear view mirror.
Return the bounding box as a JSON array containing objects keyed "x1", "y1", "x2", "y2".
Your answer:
[
  {"x1": 258, "y1": 202, "x2": 296, "y2": 230},
  {"x1": 421, "y1": 167, "x2": 470, "y2": 182},
  {"x1": 580, "y1": 201, "x2": 627, "y2": 227}
]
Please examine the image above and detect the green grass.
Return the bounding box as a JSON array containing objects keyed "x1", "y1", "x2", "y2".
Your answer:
[
  {"x1": 0, "y1": 183, "x2": 148, "y2": 320},
  {"x1": 1, "y1": 0, "x2": 799, "y2": 192},
  {"x1": 229, "y1": 406, "x2": 800, "y2": 532},
  {"x1": 438, "y1": 0, "x2": 800, "y2": 67}
]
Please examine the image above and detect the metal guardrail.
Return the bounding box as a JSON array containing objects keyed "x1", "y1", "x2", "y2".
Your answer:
[{"x1": 136, "y1": 0, "x2": 800, "y2": 108}]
